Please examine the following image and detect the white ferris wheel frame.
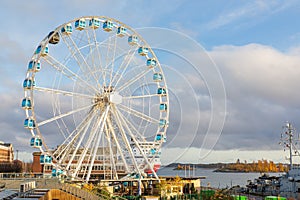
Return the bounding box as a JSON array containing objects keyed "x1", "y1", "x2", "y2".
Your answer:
[{"x1": 22, "y1": 16, "x2": 169, "y2": 183}]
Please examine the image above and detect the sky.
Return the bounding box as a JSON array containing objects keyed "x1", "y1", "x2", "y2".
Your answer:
[{"x1": 1, "y1": 0, "x2": 300, "y2": 165}]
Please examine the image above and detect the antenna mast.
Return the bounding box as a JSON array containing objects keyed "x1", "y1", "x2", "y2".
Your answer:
[{"x1": 280, "y1": 122, "x2": 300, "y2": 169}]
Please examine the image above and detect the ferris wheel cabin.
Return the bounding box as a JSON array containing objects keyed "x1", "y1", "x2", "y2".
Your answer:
[
  {"x1": 40, "y1": 154, "x2": 52, "y2": 164},
  {"x1": 89, "y1": 18, "x2": 100, "y2": 29},
  {"x1": 103, "y1": 20, "x2": 113, "y2": 32},
  {"x1": 75, "y1": 18, "x2": 86, "y2": 30},
  {"x1": 147, "y1": 58, "x2": 157, "y2": 68},
  {"x1": 155, "y1": 133, "x2": 167, "y2": 142},
  {"x1": 61, "y1": 23, "x2": 72, "y2": 35},
  {"x1": 23, "y1": 78, "x2": 35, "y2": 90},
  {"x1": 153, "y1": 73, "x2": 163, "y2": 82},
  {"x1": 24, "y1": 118, "x2": 36, "y2": 129},
  {"x1": 157, "y1": 87, "x2": 167, "y2": 96},
  {"x1": 117, "y1": 26, "x2": 127, "y2": 37},
  {"x1": 28, "y1": 60, "x2": 41, "y2": 72},
  {"x1": 138, "y1": 46, "x2": 149, "y2": 56},
  {"x1": 51, "y1": 168, "x2": 63, "y2": 177},
  {"x1": 159, "y1": 119, "x2": 167, "y2": 127},
  {"x1": 128, "y1": 35, "x2": 138, "y2": 45},
  {"x1": 48, "y1": 31, "x2": 60, "y2": 44},
  {"x1": 35, "y1": 45, "x2": 48, "y2": 56},
  {"x1": 160, "y1": 103, "x2": 167, "y2": 111},
  {"x1": 21, "y1": 98, "x2": 32, "y2": 110},
  {"x1": 30, "y1": 137, "x2": 42, "y2": 148}
]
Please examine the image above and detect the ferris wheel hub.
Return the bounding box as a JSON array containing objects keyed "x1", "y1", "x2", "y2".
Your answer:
[
  {"x1": 94, "y1": 85, "x2": 122, "y2": 107},
  {"x1": 110, "y1": 92, "x2": 122, "y2": 104}
]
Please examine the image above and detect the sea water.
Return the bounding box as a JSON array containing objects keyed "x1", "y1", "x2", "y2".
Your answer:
[{"x1": 157, "y1": 167, "x2": 284, "y2": 189}]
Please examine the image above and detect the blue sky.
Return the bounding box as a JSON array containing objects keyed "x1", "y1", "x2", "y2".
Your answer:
[{"x1": 1, "y1": 0, "x2": 300, "y2": 164}]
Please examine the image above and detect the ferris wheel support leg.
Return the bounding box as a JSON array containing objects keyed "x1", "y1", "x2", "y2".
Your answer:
[
  {"x1": 86, "y1": 106, "x2": 110, "y2": 182},
  {"x1": 72, "y1": 109, "x2": 103, "y2": 180},
  {"x1": 114, "y1": 107, "x2": 159, "y2": 180},
  {"x1": 112, "y1": 106, "x2": 141, "y2": 174},
  {"x1": 106, "y1": 116, "x2": 130, "y2": 172}
]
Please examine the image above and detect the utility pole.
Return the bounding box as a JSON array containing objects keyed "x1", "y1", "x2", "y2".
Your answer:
[{"x1": 16, "y1": 149, "x2": 19, "y2": 160}]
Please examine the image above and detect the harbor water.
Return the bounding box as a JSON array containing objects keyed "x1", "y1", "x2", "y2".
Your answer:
[{"x1": 157, "y1": 167, "x2": 284, "y2": 189}]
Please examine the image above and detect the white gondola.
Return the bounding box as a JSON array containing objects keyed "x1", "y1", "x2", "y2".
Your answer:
[
  {"x1": 128, "y1": 35, "x2": 138, "y2": 45},
  {"x1": 28, "y1": 60, "x2": 41, "y2": 72},
  {"x1": 61, "y1": 23, "x2": 72, "y2": 35},
  {"x1": 35, "y1": 45, "x2": 48, "y2": 56},
  {"x1": 89, "y1": 18, "x2": 100, "y2": 29},
  {"x1": 117, "y1": 26, "x2": 127, "y2": 37},
  {"x1": 155, "y1": 133, "x2": 167, "y2": 142},
  {"x1": 21, "y1": 98, "x2": 32, "y2": 110},
  {"x1": 153, "y1": 73, "x2": 163, "y2": 82},
  {"x1": 150, "y1": 148, "x2": 156, "y2": 155},
  {"x1": 157, "y1": 87, "x2": 167, "y2": 96},
  {"x1": 75, "y1": 18, "x2": 86, "y2": 30},
  {"x1": 40, "y1": 154, "x2": 52, "y2": 164},
  {"x1": 159, "y1": 103, "x2": 167, "y2": 111},
  {"x1": 138, "y1": 46, "x2": 149, "y2": 56},
  {"x1": 147, "y1": 58, "x2": 157, "y2": 68},
  {"x1": 23, "y1": 78, "x2": 35, "y2": 90},
  {"x1": 24, "y1": 118, "x2": 36, "y2": 129},
  {"x1": 30, "y1": 137, "x2": 42, "y2": 147},
  {"x1": 51, "y1": 168, "x2": 63, "y2": 177},
  {"x1": 103, "y1": 20, "x2": 113, "y2": 32},
  {"x1": 159, "y1": 119, "x2": 167, "y2": 127}
]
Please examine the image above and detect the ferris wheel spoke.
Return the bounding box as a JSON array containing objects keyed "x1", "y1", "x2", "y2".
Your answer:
[
  {"x1": 37, "y1": 103, "x2": 94, "y2": 127},
  {"x1": 117, "y1": 103, "x2": 159, "y2": 124},
  {"x1": 63, "y1": 34, "x2": 101, "y2": 87},
  {"x1": 44, "y1": 55, "x2": 99, "y2": 93},
  {"x1": 114, "y1": 107, "x2": 146, "y2": 141},
  {"x1": 34, "y1": 86, "x2": 94, "y2": 99},
  {"x1": 60, "y1": 34, "x2": 95, "y2": 82},
  {"x1": 107, "y1": 35, "x2": 118, "y2": 89},
  {"x1": 122, "y1": 93, "x2": 159, "y2": 100},
  {"x1": 117, "y1": 68, "x2": 152, "y2": 92},
  {"x1": 85, "y1": 30, "x2": 103, "y2": 88},
  {"x1": 111, "y1": 48, "x2": 137, "y2": 87},
  {"x1": 86, "y1": 106, "x2": 110, "y2": 182},
  {"x1": 114, "y1": 107, "x2": 159, "y2": 179},
  {"x1": 91, "y1": 27, "x2": 106, "y2": 87},
  {"x1": 111, "y1": 106, "x2": 140, "y2": 173}
]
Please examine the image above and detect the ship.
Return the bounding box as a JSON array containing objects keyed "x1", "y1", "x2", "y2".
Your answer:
[{"x1": 127, "y1": 141, "x2": 161, "y2": 175}]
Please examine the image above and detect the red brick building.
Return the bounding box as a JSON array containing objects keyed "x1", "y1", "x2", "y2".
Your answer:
[{"x1": 32, "y1": 151, "x2": 43, "y2": 173}]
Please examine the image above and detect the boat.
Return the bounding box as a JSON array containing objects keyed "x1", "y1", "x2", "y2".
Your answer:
[{"x1": 128, "y1": 141, "x2": 161, "y2": 175}]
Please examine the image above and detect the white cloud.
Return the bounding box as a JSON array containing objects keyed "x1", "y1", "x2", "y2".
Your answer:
[
  {"x1": 205, "y1": 1, "x2": 298, "y2": 30},
  {"x1": 211, "y1": 44, "x2": 300, "y2": 106}
]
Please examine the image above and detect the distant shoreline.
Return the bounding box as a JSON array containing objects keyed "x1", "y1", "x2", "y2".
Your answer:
[{"x1": 164, "y1": 161, "x2": 289, "y2": 173}]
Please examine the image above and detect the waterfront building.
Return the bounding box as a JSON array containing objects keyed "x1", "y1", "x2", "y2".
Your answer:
[
  {"x1": 159, "y1": 176, "x2": 201, "y2": 198},
  {"x1": 32, "y1": 147, "x2": 127, "y2": 180},
  {"x1": 0, "y1": 141, "x2": 14, "y2": 163}
]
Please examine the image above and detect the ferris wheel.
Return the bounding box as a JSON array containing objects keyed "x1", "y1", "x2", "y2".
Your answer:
[{"x1": 21, "y1": 16, "x2": 169, "y2": 182}]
